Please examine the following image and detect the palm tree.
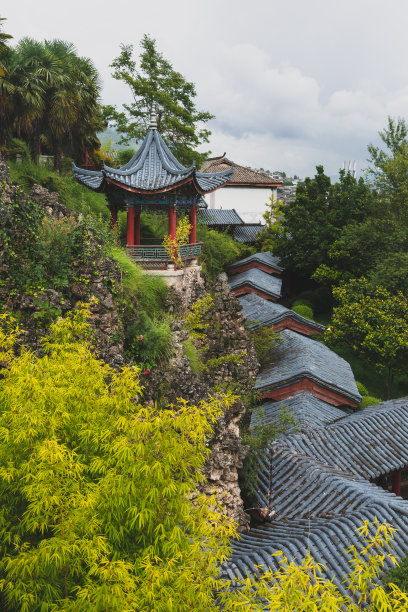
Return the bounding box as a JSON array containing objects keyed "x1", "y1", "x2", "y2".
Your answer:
[
  {"x1": 42, "y1": 40, "x2": 102, "y2": 171},
  {"x1": 0, "y1": 17, "x2": 12, "y2": 77}
]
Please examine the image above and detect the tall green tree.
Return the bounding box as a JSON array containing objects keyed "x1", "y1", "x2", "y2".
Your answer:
[
  {"x1": 0, "y1": 17, "x2": 12, "y2": 77},
  {"x1": 0, "y1": 38, "x2": 102, "y2": 168},
  {"x1": 106, "y1": 35, "x2": 214, "y2": 166},
  {"x1": 367, "y1": 116, "x2": 408, "y2": 221},
  {"x1": 274, "y1": 166, "x2": 377, "y2": 277},
  {"x1": 325, "y1": 278, "x2": 408, "y2": 398}
]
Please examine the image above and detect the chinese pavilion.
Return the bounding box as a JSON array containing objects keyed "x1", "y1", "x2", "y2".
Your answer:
[{"x1": 72, "y1": 111, "x2": 233, "y2": 271}]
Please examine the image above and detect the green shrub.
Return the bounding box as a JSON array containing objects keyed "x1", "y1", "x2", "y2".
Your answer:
[
  {"x1": 385, "y1": 553, "x2": 408, "y2": 594},
  {"x1": 124, "y1": 312, "x2": 172, "y2": 367},
  {"x1": 250, "y1": 325, "x2": 281, "y2": 364},
  {"x1": 295, "y1": 286, "x2": 332, "y2": 315},
  {"x1": 356, "y1": 381, "x2": 369, "y2": 396},
  {"x1": 359, "y1": 395, "x2": 381, "y2": 408},
  {"x1": 197, "y1": 226, "x2": 254, "y2": 281},
  {"x1": 109, "y1": 247, "x2": 168, "y2": 317},
  {"x1": 292, "y1": 298, "x2": 314, "y2": 310},
  {"x1": 292, "y1": 304, "x2": 314, "y2": 320},
  {"x1": 183, "y1": 338, "x2": 204, "y2": 374}
]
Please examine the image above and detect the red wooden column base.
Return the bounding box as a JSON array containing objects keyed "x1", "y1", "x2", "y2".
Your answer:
[
  {"x1": 134, "y1": 210, "x2": 141, "y2": 246},
  {"x1": 127, "y1": 206, "x2": 135, "y2": 246},
  {"x1": 189, "y1": 205, "x2": 197, "y2": 244}
]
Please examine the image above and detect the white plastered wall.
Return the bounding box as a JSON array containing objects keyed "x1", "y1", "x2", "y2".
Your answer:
[{"x1": 207, "y1": 186, "x2": 277, "y2": 224}]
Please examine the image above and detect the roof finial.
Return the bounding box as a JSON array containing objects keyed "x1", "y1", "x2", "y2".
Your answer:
[{"x1": 149, "y1": 105, "x2": 157, "y2": 129}]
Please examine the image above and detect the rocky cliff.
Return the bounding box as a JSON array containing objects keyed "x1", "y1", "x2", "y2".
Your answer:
[{"x1": 0, "y1": 156, "x2": 259, "y2": 530}]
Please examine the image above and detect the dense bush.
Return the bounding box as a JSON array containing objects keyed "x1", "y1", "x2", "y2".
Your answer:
[
  {"x1": 292, "y1": 304, "x2": 314, "y2": 320},
  {"x1": 360, "y1": 395, "x2": 381, "y2": 408},
  {"x1": 197, "y1": 226, "x2": 254, "y2": 281}
]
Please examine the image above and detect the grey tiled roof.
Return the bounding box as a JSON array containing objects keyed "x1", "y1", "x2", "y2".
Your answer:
[
  {"x1": 228, "y1": 269, "x2": 282, "y2": 300},
  {"x1": 198, "y1": 208, "x2": 243, "y2": 226},
  {"x1": 223, "y1": 504, "x2": 408, "y2": 597},
  {"x1": 238, "y1": 293, "x2": 325, "y2": 333},
  {"x1": 254, "y1": 330, "x2": 361, "y2": 404},
  {"x1": 228, "y1": 251, "x2": 283, "y2": 273},
  {"x1": 223, "y1": 397, "x2": 408, "y2": 594},
  {"x1": 73, "y1": 127, "x2": 232, "y2": 194},
  {"x1": 251, "y1": 392, "x2": 347, "y2": 432},
  {"x1": 233, "y1": 225, "x2": 264, "y2": 243},
  {"x1": 279, "y1": 397, "x2": 408, "y2": 480}
]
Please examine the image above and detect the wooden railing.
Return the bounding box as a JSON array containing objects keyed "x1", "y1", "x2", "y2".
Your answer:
[{"x1": 126, "y1": 242, "x2": 203, "y2": 269}]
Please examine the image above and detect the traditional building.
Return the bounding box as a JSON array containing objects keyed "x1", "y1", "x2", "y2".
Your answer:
[
  {"x1": 254, "y1": 330, "x2": 361, "y2": 407},
  {"x1": 72, "y1": 112, "x2": 233, "y2": 274},
  {"x1": 228, "y1": 268, "x2": 282, "y2": 301},
  {"x1": 239, "y1": 293, "x2": 325, "y2": 336},
  {"x1": 228, "y1": 252, "x2": 283, "y2": 276},
  {"x1": 223, "y1": 397, "x2": 408, "y2": 594},
  {"x1": 200, "y1": 155, "x2": 283, "y2": 224}
]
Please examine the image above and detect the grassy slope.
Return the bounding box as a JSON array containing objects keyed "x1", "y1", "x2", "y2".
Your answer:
[{"x1": 9, "y1": 161, "x2": 109, "y2": 221}]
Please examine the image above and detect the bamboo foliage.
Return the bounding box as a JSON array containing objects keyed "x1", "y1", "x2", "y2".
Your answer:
[{"x1": 0, "y1": 303, "x2": 236, "y2": 611}]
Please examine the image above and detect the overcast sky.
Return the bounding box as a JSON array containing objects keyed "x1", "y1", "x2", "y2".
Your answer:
[{"x1": 2, "y1": 0, "x2": 408, "y2": 178}]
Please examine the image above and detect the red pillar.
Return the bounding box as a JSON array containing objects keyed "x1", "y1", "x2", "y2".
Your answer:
[
  {"x1": 127, "y1": 206, "x2": 135, "y2": 246},
  {"x1": 110, "y1": 206, "x2": 118, "y2": 231},
  {"x1": 168, "y1": 206, "x2": 177, "y2": 240},
  {"x1": 189, "y1": 205, "x2": 197, "y2": 244},
  {"x1": 393, "y1": 469, "x2": 402, "y2": 496},
  {"x1": 134, "y1": 210, "x2": 141, "y2": 246}
]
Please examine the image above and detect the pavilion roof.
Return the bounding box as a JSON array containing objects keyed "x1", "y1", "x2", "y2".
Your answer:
[
  {"x1": 254, "y1": 329, "x2": 361, "y2": 404},
  {"x1": 73, "y1": 124, "x2": 233, "y2": 195}
]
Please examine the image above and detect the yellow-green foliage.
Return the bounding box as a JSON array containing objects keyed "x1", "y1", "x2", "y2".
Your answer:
[
  {"x1": 0, "y1": 304, "x2": 237, "y2": 611},
  {"x1": 162, "y1": 215, "x2": 192, "y2": 267},
  {"x1": 0, "y1": 309, "x2": 406, "y2": 610},
  {"x1": 184, "y1": 293, "x2": 214, "y2": 341},
  {"x1": 205, "y1": 351, "x2": 246, "y2": 371},
  {"x1": 109, "y1": 246, "x2": 168, "y2": 316},
  {"x1": 183, "y1": 338, "x2": 205, "y2": 374}
]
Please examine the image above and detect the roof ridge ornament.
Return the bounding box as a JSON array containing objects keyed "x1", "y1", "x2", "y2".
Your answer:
[{"x1": 149, "y1": 106, "x2": 157, "y2": 129}]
